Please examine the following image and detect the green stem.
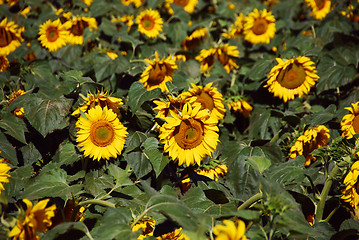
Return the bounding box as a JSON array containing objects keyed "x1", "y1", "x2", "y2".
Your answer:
[
  {"x1": 237, "y1": 192, "x2": 263, "y2": 211},
  {"x1": 323, "y1": 205, "x2": 340, "y2": 222},
  {"x1": 78, "y1": 199, "x2": 116, "y2": 208}
]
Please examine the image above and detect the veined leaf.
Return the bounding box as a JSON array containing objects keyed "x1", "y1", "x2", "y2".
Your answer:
[{"x1": 128, "y1": 81, "x2": 161, "y2": 114}]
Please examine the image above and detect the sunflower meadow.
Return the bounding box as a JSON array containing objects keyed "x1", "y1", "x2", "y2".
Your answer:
[{"x1": 1, "y1": 0, "x2": 359, "y2": 239}]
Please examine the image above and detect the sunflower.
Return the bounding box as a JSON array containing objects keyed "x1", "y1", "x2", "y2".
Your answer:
[
  {"x1": 0, "y1": 156, "x2": 11, "y2": 194},
  {"x1": 80, "y1": 0, "x2": 93, "y2": 6},
  {"x1": 153, "y1": 94, "x2": 189, "y2": 119},
  {"x1": 159, "y1": 103, "x2": 219, "y2": 166},
  {"x1": 38, "y1": 19, "x2": 68, "y2": 52},
  {"x1": 243, "y1": 8, "x2": 276, "y2": 44},
  {"x1": 212, "y1": 219, "x2": 248, "y2": 240},
  {"x1": 65, "y1": 16, "x2": 98, "y2": 45},
  {"x1": 227, "y1": 99, "x2": 253, "y2": 118},
  {"x1": 182, "y1": 27, "x2": 207, "y2": 51},
  {"x1": 105, "y1": 51, "x2": 118, "y2": 60},
  {"x1": 195, "y1": 163, "x2": 228, "y2": 181},
  {"x1": 289, "y1": 125, "x2": 330, "y2": 166},
  {"x1": 165, "y1": 0, "x2": 198, "y2": 15},
  {"x1": 111, "y1": 15, "x2": 134, "y2": 31},
  {"x1": 305, "y1": 0, "x2": 331, "y2": 20},
  {"x1": 9, "y1": 199, "x2": 56, "y2": 240},
  {"x1": 121, "y1": 0, "x2": 143, "y2": 7},
  {"x1": 195, "y1": 48, "x2": 217, "y2": 74},
  {"x1": 9, "y1": 89, "x2": 26, "y2": 119},
  {"x1": 341, "y1": 101, "x2": 359, "y2": 139},
  {"x1": 156, "y1": 227, "x2": 189, "y2": 240},
  {"x1": 51, "y1": 200, "x2": 85, "y2": 228},
  {"x1": 76, "y1": 105, "x2": 128, "y2": 161},
  {"x1": 222, "y1": 13, "x2": 245, "y2": 39},
  {"x1": 0, "y1": 18, "x2": 24, "y2": 56},
  {"x1": 341, "y1": 161, "x2": 359, "y2": 210},
  {"x1": 140, "y1": 51, "x2": 178, "y2": 92},
  {"x1": 215, "y1": 44, "x2": 239, "y2": 73},
  {"x1": 265, "y1": 56, "x2": 319, "y2": 102},
  {"x1": 132, "y1": 218, "x2": 155, "y2": 239},
  {"x1": 182, "y1": 82, "x2": 226, "y2": 121},
  {"x1": 136, "y1": 9, "x2": 163, "y2": 38},
  {"x1": 72, "y1": 90, "x2": 123, "y2": 116},
  {"x1": 0, "y1": 55, "x2": 9, "y2": 72}
]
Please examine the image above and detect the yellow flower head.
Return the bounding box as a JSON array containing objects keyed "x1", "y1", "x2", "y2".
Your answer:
[
  {"x1": 222, "y1": 13, "x2": 245, "y2": 39},
  {"x1": 244, "y1": 8, "x2": 276, "y2": 44},
  {"x1": 153, "y1": 95, "x2": 189, "y2": 119},
  {"x1": 265, "y1": 56, "x2": 319, "y2": 102},
  {"x1": 0, "y1": 55, "x2": 10, "y2": 72},
  {"x1": 195, "y1": 163, "x2": 228, "y2": 181},
  {"x1": 165, "y1": 0, "x2": 198, "y2": 15},
  {"x1": 111, "y1": 15, "x2": 135, "y2": 31},
  {"x1": 182, "y1": 82, "x2": 226, "y2": 121},
  {"x1": 227, "y1": 99, "x2": 253, "y2": 117},
  {"x1": 76, "y1": 105, "x2": 128, "y2": 161},
  {"x1": 38, "y1": 19, "x2": 69, "y2": 52},
  {"x1": 213, "y1": 219, "x2": 249, "y2": 240},
  {"x1": 9, "y1": 199, "x2": 56, "y2": 240},
  {"x1": 195, "y1": 48, "x2": 217, "y2": 74},
  {"x1": 136, "y1": 9, "x2": 163, "y2": 38},
  {"x1": 121, "y1": 0, "x2": 144, "y2": 8},
  {"x1": 0, "y1": 18, "x2": 24, "y2": 56},
  {"x1": 72, "y1": 90, "x2": 123, "y2": 116},
  {"x1": 51, "y1": 200, "x2": 85, "y2": 228},
  {"x1": 9, "y1": 89, "x2": 26, "y2": 119},
  {"x1": 159, "y1": 103, "x2": 219, "y2": 166},
  {"x1": 64, "y1": 16, "x2": 98, "y2": 45},
  {"x1": 156, "y1": 227, "x2": 189, "y2": 240},
  {"x1": 289, "y1": 125, "x2": 330, "y2": 166},
  {"x1": 182, "y1": 27, "x2": 207, "y2": 51},
  {"x1": 132, "y1": 218, "x2": 155, "y2": 239},
  {"x1": 341, "y1": 161, "x2": 359, "y2": 210},
  {"x1": 80, "y1": 0, "x2": 93, "y2": 6},
  {"x1": 140, "y1": 51, "x2": 178, "y2": 92},
  {"x1": 341, "y1": 101, "x2": 359, "y2": 139},
  {"x1": 0, "y1": 157, "x2": 11, "y2": 194},
  {"x1": 305, "y1": 0, "x2": 331, "y2": 20}
]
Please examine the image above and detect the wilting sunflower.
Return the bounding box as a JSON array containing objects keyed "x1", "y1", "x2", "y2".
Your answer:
[
  {"x1": 156, "y1": 227, "x2": 188, "y2": 240},
  {"x1": 341, "y1": 161, "x2": 359, "y2": 210},
  {"x1": 195, "y1": 162, "x2": 228, "y2": 181},
  {"x1": 132, "y1": 218, "x2": 155, "y2": 239},
  {"x1": 0, "y1": 55, "x2": 9, "y2": 72},
  {"x1": 165, "y1": 0, "x2": 198, "y2": 15},
  {"x1": 265, "y1": 56, "x2": 319, "y2": 102},
  {"x1": 182, "y1": 27, "x2": 207, "y2": 51},
  {"x1": 65, "y1": 16, "x2": 98, "y2": 45},
  {"x1": 227, "y1": 99, "x2": 253, "y2": 118},
  {"x1": 153, "y1": 95, "x2": 189, "y2": 119},
  {"x1": 183, "y1": 82, "x2": 226, "y2": 121},
  {"x1": 76, "y1": 105, "x2": 128, "y2": 161},
  {"x1": 216, "y1": 44, "x2": 239, "y2": 73},
  {"x1": 195, "y1": 48, "x2": 217, "y2": 74},
  {"x1": 212, "y1": 219, "x2": 248, "y2": 240},
  {"x1": 289, "y1": 125, "x2": 330, "y2": 166},
  {"x1": 9, "y1": 89, "x2": 26, "y2": 119},
  {"x1": 305, "y1": 0, "x2": 331, "y2": 20},
  {"x1": 140, "y1": 51, "x2": 178, "y2": 92},
  {"x1": 72, "y1": 90, "x2": 123, "y2": 116},
  {"x1": 136, "y1": 9, "x2": 163, "y2": 38},
  {"x1": 38, "y1": 19, "x2": 69, "y2": 52},
  {"x1": 0, "y1": 156, "x2": 11, "y2": 194},
  {"x1": 159, "y1": 103, "x2": 219, "y2": 166},
  {"x1": 0, "y1": 18, "x2": 24, "y2": 56},
  {"x1": 9, "y1": 199, "x2": 56, "y2": 240},
  {"x1": 243, "y1": 8, "x2": 276, "y2": 44},
  {"x1": 222, "y1": 13, "x2": 245, "y2": 39},
  {"x1": 341, "y1": 101, "x2": 359, "y2": 139}
]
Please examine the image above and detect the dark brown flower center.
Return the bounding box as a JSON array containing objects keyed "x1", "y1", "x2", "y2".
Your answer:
[
  {"x1": 90, "y1": 121, "x2": 114, "y2": 147},
  {"x1": 216, "y1": 50, "x2": 229, "y2": 65},
  {"x1": 174, "y1": 119, "x2": 204, "y2": 149},
  {"x1": 204, "y1": 54, "x2": 215, "y2": 68},
  {"x1": 252, "y1": 18, "x2": 268, "y2": 35},
  {"x1": 70, "y1": 20, "x2": 89, "y2": 36},
  {"x1": 147, "y1": 63, "x2": 168, "y2": 86},
  {"x1": 353, "y1": 115, "x2": 359, "y2": 134},
  {"x1": 277, "y1": 62, "x2": 306, "y2": 89},
  {"x1": 46, "y1": 26, "x2": 59, "y2": 42},
  {"x1": 174, "y1": 0, "x2": 190, "y2": 7},
  {"x1": 142, "y1": 222, "x2": 154, "y2": 235},
  {"x1": 141, "y1": 17, "x2": 155, "y2": 30},
  {"x1": 315, "y1": 0, "x2": 325, "y2": 9},
  {"x1": 0, "y1": 27, "x2": 16, "y2": 47},
  {"x1": 196, "y1": 92, "x2": 214, "y2": 111}
]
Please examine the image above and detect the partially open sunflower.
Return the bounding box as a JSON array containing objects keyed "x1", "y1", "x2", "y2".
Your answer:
[
  {"x1": 64, "y1": 16, "x2": 98, "y2": 45},
  {"x1": 341, "y1": 161, "x2": 359, "y2": 210},
  {"x1": 341, "y1": 101, "x2": 359, "y2": 139}
]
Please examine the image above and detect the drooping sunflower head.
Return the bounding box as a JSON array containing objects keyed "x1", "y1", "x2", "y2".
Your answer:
[
  {"x1": 195, "y1": 161, "x2": 228, "y2": 181},
  {"x1": 159, "y1": 103, "x2": 219, "y2": 166},
  {"x1": 341, "y1": 101, "x2": 359, "y2": 139},
  {"x1": 195, "y1": 48, "x2": 217, "y2": 74},
  {"x1": 132, "y1": 218, "x2": 155, "y2": 239},
  {"x1": 222, "y1": 13, "x2": 245, "y2": 39},
  {"x1": 289, "y1": 125, "x2": 330, "y2": 166},
  {"x1": 305, "y1": 0, "x2": 331, "y2": 20},
  {"x1": 156, "y1": 227, "x2": 188, "y2": 240},
  {"x1": 243, "y1": 8, "x2": 276, "y2": 44},
  {"x1": 215, "y1": 44, "x2": 239, "y2": 73},
  {"x1": 38, "y1": 19, "x2": 69, "y2": 52},
  {"x1": 341, "y1": 161, "x2": 359, "y2": 210},
  {"x1": 0, "y1": 157, "x2": 11, "y2": 194},
  {"x1": 182, "y1": 82, "x2": 226, "y2": 121},
  {"x1": 182, "y1": 27, "x2": 207, "y2": 51},
  {"x1": 212, "y1": 219, "x2": 249, "y2": 240},
  {"x1": 153, "y1": 94, "x2": 189, "y2": 119},
  {"x1": 165, "y1": 0, "x2": 198, "y2": 15},
  {"x1": 140, "y1": 51, "x2": 178, "y2": 92},
  {"x1": 0, "y1": 18, "x2": 24, "y2": 56},
  {"x1": 265, "y1": 56, "x2": 319, "y2": 102},
  {"x1": 226, "y1": 98, "x2": 253, "y2": 118},
  {"x1": 0, "y1": 55, "x2": 10, "y2": 72},
  {"x1": 64, "y1": 16, "x2": 98, "y2": 45},
  {"x1": 76, "y1": 105, "x2": 128, "y2": 161},
  {"x1": 72, "y1": 90, "x2": 123, "y2": 116},
  {"x1": 136, "y1": 9, "x2": 163, "y2": 38}
]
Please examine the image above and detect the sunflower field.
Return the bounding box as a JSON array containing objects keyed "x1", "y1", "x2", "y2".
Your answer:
[{"x1": 1, "y1": 0, "x2": 359, "y2": 239}]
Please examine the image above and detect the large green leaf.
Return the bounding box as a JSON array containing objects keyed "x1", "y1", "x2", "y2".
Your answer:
[
  {"x1": 143, "y1": 137, "x2": 169, "y2": 177},
  {"x1": 0, "y1": 131, "x2": 18, "y2": 165},
  {"x1": 53, "y1": 143, "x2": 80, "y2": 166},
  {"x1": 42, "y1": 222, "x2": 93, "y2": 240},
  {"x1": 128, "y1": 81, "x2": 161, "y2": 114},
  {"x1": 0, "y1": 114, "x2": 27, "y2": 144},
  {"x1": 84, "y1": 171, "x2": 114, "y2": 198}
]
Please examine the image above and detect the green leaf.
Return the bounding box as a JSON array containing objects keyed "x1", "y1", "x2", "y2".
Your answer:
[
  {"x1": 128, "y1": 81, "x2": 161, "y2": 114},
  {"x1": 42, "y1": 222, "x2": 93, "y2": 240},
  {"x1": 245, "y1": 59, "x2": 273, "y2": 81},
  {"x1": 20, "y1": 143, "x2": 42, "y2": 166},
  {"x1": 143, "y1": 137, "x2": 169, "y2": 177},
  {"x1": 3, "y1": 166, "x2": 33, "y2": 203},
  {"x1": 0, "y1": 114, "x2": 27, "y2": 144},
  {"x1": 107, "y1": 164, "x2": 133, "y2": 187},
  {"x1": 245, "y1": 156, "x2": 271, "y2": 174},
  {"x1": 84, "y1": 171, "x2": 114, "y2": 197},
  {"x1": 54, "y1": 143, "x2": 80, "y2": 166},
  {"x1": 0, "y1": 131, "x2": 18, "y2": 165}
]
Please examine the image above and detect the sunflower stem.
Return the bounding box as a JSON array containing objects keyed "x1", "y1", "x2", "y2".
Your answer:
[
  {"x1": 323, "y1": 204, "x2": 340, "y2": 222},
  {"x1": 78, "y1": 199, "x2": 116, "y2": 208},
  {"x1": 237, "y1": 192, "x2": 263, "y2": 211}
]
